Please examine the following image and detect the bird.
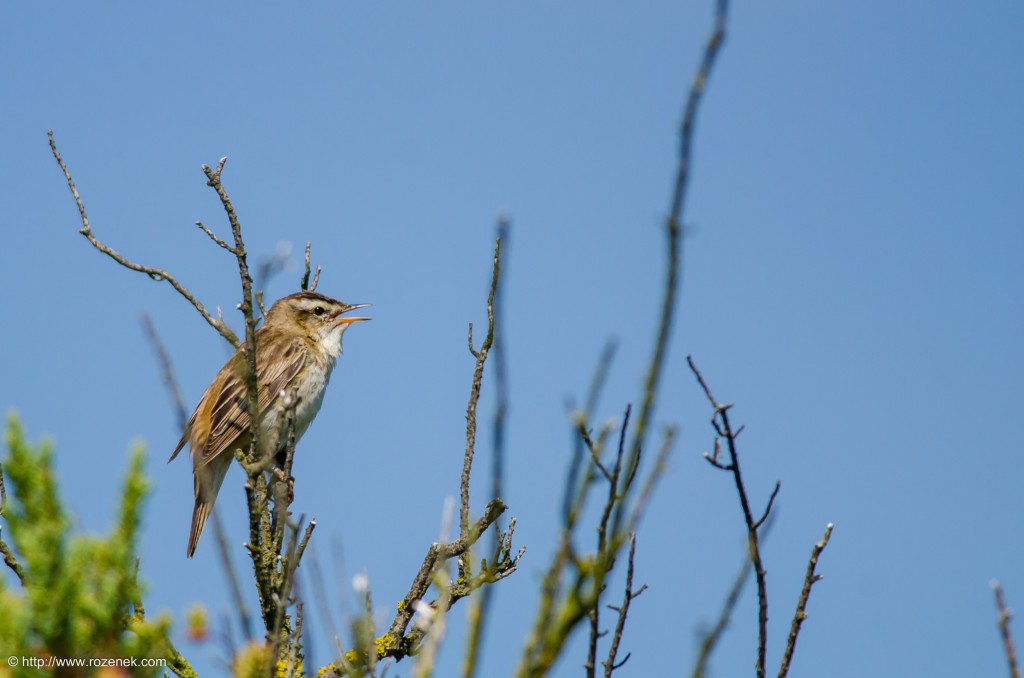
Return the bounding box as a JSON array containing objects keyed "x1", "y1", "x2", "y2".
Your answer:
[{"x1": 169, "y1": 290, "x2": 370, "y2": 557}]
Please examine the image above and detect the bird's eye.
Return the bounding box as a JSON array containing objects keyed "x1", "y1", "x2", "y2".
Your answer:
[{"x1": 313, "y1": 306, "x2": 325, "y2": 317}]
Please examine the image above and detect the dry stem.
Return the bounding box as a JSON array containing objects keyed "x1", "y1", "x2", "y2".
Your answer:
[
  {"x1": 778, "y1": 523, "x2": 833, "y2": 677},
  {"x1": 993, "y1": 581, "x2": 1021, "y2": 678}
]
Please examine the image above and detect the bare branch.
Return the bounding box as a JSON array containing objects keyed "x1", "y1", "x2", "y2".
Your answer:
[
  {"x1": 691, "y1": 558, "x2": 751, "y2": 678},
  {"x1": 703, "y1": 452, "x2": 732, "y2": 471},
  {"x1": 688, "y1": 355, "x2": 773, "y2": 678},
  {"x1": 461, "y1": 236, "x2": 502, "y2": 564},
  {"x1": 48, "y1": 131, "x2": 241, "y2": 348},
  {"x1": 200, "y1": 158, "x2": 260, "y2": 460},
  {"x1": 563, "y1": 340, "x2": 618, "y2": 524},
  {"x1": 0, "y1": 464, "x2": 26, "y2": 586},
  {"x1": 195, "y1": 220, "x2": 238, "y2": 254},
  {"x1": 753, "y1": 481, "x2": 781, "y2": 530},
  {"x1": 623, "y1": 0, "x2": 730, "y2": 505},
  {"x1": 778, "y1": 523, "x2": 834, "y2": 678},
  {"x1": 551, "y1": 15, "x2": 737, "y2": 668},
  {"x1": 585, "y1": 407, "x2": 630, "y2": 677},
  {"x1": 602, "y1": 533, "x2": 645, "y2": 677},
  {"x1": 993, "y1": 581, "x2": 1021, "y2": 678},
  {"x1": 296, "y1": 518, "x2": 317, "y2": 565},
  {"x1": 463, "y1": 216, "x2": 511, "y2": 678},
  {"x1": 379, "y1": 499, "x2": 512, "y2": 661},
  {"x1": 578, "y1": 424, "x2": 614, "y2": 483},
  {"x1": 140, "y1": 314, "x2": 188, "y2": 430},
  {"x1": 211, "y1": 509, "x2": 254, "y2": 641},
  {"x1": 301, "y1": 241, "x2": 319, "y2": 291}
]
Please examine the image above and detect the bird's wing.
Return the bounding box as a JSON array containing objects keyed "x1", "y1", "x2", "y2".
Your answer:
[
  {"x1": 168, "y1": 412, "x2": 194, "y2": 462},
  {"x1": 199, "y1": 336, "x2": 310, "y2": 466}
]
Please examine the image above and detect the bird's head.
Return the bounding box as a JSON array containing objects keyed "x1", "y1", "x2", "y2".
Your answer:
[{"x1": 265, "y1": 291, "x2": 371, "y2": 353}]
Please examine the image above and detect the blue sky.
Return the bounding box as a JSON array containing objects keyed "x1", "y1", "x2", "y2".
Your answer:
[{"x1": 2, "y1": 2, "x2": 1023, "y2": 676}]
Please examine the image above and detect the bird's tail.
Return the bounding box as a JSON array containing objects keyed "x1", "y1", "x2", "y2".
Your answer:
[{"x1": 187, "y1": 457, "x2": 230, "y2": 558}]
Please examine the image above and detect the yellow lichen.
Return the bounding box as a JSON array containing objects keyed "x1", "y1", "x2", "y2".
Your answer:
[
  {"x1": 276, "y1": 658, "x2": 302, "y2": 678},
  {"x1": 375, "y1": 633, "x2": 394, "y2": 657}
]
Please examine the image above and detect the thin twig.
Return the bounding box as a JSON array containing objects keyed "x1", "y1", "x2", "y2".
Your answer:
[
  {"x1": 623, "y1": 424, "x2": 675, "y2": 539},
  {"x1": 754, "y1": 481, "x2": 781, "y2": 530},
  {"x1": 200, "y1": 158, "x2": 260, "y2": 460},
  {"x1": 562, "y1": 340, "x2": 618, "y2": 524},
  {"x1": 994, "y1": 581, "x2": 1022, "y2": 678},
  {"x1": 195, "y1": 220, "x2": 238, "y2": 254},
  {"x1": 48, "y1": 131, "x2": 241, "y2": 348},
  {"x1": 463, "y1": 217, "x2": 511, "y2": 678},
  {"x1": 578, "y1": 424, "x2": 614, "y2": 483},
  {"x1": 602, "y1": 533, "x2": 646, "y2": 677},
  {"x1": 269, "y1": 513, "x2": 311, "y2": 669},
  {"x1": 461, "y1": 236, "x2": 502, "y2": 568},
  {"x1": 307, "y1": 541, "x2": 341, "y2": 661},
  {"x1": 381, "y1": 499, "x2": 511, "y2": 661},
  {"x1": 691, "y1": 558, "x2": 752, "y2": 678},
  {"x1": 489, "y1": 217, "x2": 510, "y2": 510},
  {"x1": 140, "y1": 314, "x2": 188, "y2": 430},
  {"x1": 297, "y1": 519, "x2": 317, "y2": 565},
  {"x1": 302, "y1": 242, "x2": 312, "y2": 291},
  {"x1": 688, "y1": 354, "x2": 773, "y2": 678},
  {"x1": 778, "y1": 523, "x2": 834, "y2": 678},
  {"x1": 301, "y1": 241, "x2": 321, "y2": 292},
  {"x1": 211, "y1": 509, "x2": 254, "y2": 641},
  {"x1": 622, "y1": 0, "x2": 729, "y2": 508},
  {"x1": 587, "y1": 407, "x2": 632, "y2": 677}
]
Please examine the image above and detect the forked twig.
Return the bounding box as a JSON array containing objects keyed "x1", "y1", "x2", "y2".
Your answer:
[
  {"x1": 688, "y1": 354, "x2": 776, "y2": 678},
  {"x1": 463, "y1": 216, "x2": 511, "y2": 678},
  {"x1": 602, "y1": 533, "x2": 647, "y2": 676},
  {"x1": 461, "y1": 236, "x2": 502, "y2": 566}
]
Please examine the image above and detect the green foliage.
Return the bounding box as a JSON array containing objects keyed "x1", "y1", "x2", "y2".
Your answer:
[{"x1": 0, "y1": 414, "x2": 179, "y2": 677}]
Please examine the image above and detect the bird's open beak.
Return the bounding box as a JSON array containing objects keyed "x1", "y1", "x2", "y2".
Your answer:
[{"x1": 334, "y1": 303, "x2": 372, "y2": 326}]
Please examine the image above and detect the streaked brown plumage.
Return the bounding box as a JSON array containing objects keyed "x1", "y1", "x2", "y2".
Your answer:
[{"x1": 169, "y1": 291, "x2": 370, "y2": 557}]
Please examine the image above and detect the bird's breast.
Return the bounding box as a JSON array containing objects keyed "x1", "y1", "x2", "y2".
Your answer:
[{"x1": 290, "y1": 362, "x2": 333, "y2": 438}]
